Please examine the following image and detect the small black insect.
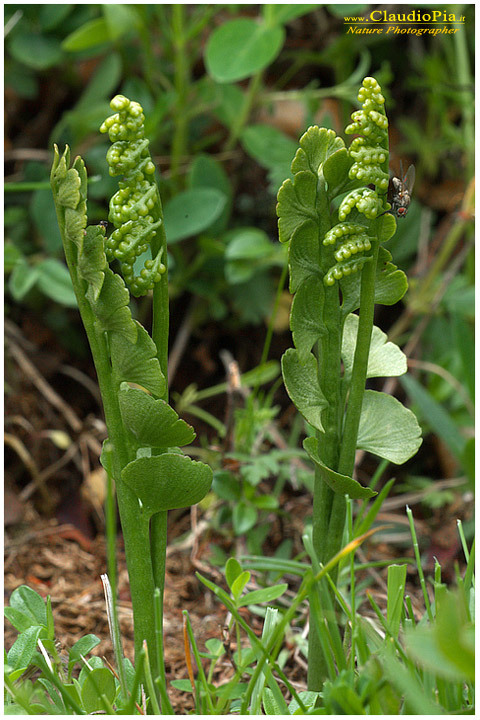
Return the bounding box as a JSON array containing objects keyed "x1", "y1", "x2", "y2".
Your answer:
[
  {"x1": 390, "y1": 163, "x2": 415, "y2": 217},
  {"x1": 98, "y1": 220, "x2": 109, "y2": 230}
]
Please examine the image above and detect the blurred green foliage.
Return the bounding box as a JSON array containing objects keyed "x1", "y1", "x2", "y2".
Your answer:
[{"x1": 5, "y1": 3, "x2": 474, "y2": 527}]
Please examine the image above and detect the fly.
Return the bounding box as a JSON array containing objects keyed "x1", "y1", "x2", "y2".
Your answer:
[{"x1": 390, "y1": 162, "x2": 415, "y2": 217}]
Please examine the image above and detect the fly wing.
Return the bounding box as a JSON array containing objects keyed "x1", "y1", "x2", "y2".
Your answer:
[{"x1": 404, "y1": 164, "x2": 415, "y2": 194}]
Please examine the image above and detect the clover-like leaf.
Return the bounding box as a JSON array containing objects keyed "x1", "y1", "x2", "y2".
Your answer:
[
  {"x1": 303, "y1": 437, "x2": 376, "y2": 499},
  {"x1": 110, "y1": 323, "x2": 165, "y2": 398},
  {"x1": 357, "y1": 390, "x2": 422, "y2": 464},
  {"x1": 118, "y1": 384, "x2": 195, "y2": 447},
  {"x1": 291, "y1": 126, "x2": 345, "y2": 176},
  {"x1": 291, "y1": 274, "x2": 325, "y2": 362},
  {"x1": 287, "y1": 220, "x2": 321, "y2": 293},
  {"x1": 277, "y1": 171, "x2": 318, "y2": 244},
  {"x1": 121, "y1": 453, "x2": 213, "y2": 515},
  {"x1": 342, "y1": 313, "x2": 407, "y2": 380},
  {"x1": 281, "y1": 349, "x2": 328, "y2": 432},
  {"x1": 91, "y1": 268, "x2": 136, "y2": 343}
]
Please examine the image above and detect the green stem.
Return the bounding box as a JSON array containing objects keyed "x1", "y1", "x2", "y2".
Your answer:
[
  {"x1": 150, "y1": 184, "x2": 170, "y2": 692},
  {"x1": 225, "y1": 71, "x2": 263, "y2": 151},
  {"x1": 308, "y1": 282, "x2": 342, "y2": 691},
  {"x1": 337, "y1": 244, "x2": 379, "y2": 477}
]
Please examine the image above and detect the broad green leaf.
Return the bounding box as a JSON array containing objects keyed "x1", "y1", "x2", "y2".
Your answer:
[
  {"x1": 291, "y1": 126, "x2": 345, "y2": 176},
  {"x1": 225, "y1": 557, "x2": 243, "y2": 590},
  {"x1": 118, "y1": 384, "x2": 195, "y2": 447},
  {"x1": 241, "y1": 124, "x2": 297, "y2": 184},
  {"x1": 288, "y1": 220, "x2": 321, "y2": 293},
  {"x1": 205, "y1": 18, "x2": 285, "y2": 83},
  {"x1": 8, "y1": 586, "x2": 47, "y2": 627},
  {"x1": 81, "y1": 667, "x2": 116, "y2": 714},
  {"x1": 281, "y1": 349, "x2": 327, "y2": 432},
  {"x1": 400, "y1": 374, "x2": 465, "y2": 460},
  {"x1": 164, "y1": 188, "x2": 227, "y2": 243},
  {"x1": 121, "y1": 454, "x2": 213, "y2": 515},
  {"x1": 303, "y1": 437, "x2": 376, "y2": 499},
  {"x1": 225, "y1": 228, "x2": 276, "y2": 284},
  {"x1": 357, "y1": 391, "x2": 422, "y2": 464},
  {"x1": 238, "y1": 583, "x2": 288, "y2": 607},
  {"x1": 9, "y1": 33, "x2": 62, "y2": 70},
  {"x1": 36, "y1": 258, "x2": 77, "y2": 307},
  {"x1": 62, "y1": 18, "x2": 110, "y2": 52},
  {"x1": 189, "y1": 154, "x2": 232, "y2": 233},
  {"x1": 342, "y1": 313, "x2": 407, "y2": 379},
  {"x1": 7, "y1": 626, "x2": 42, "y2": 671},
  {"x1": 277, "y1": 171, "x2": 318, "y2": 244},
  {"x1": 110, "y1": 323, "x2": 165, "y2": 398},
  {"x1": 91, "y1": 268, "x2": 136, "y2": 343},
  {"x1": 291, "y1": 274, "x2": 325, "y2": 362}
]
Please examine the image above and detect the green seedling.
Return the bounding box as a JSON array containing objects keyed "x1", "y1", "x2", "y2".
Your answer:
[{"x1": 49, "y1": 95, "x2": 212, "y2": 698}]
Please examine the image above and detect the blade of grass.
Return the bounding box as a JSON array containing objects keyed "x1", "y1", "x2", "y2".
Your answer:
[{"x1": 406, "y1": 506, "x2": 433, "y2": 621}]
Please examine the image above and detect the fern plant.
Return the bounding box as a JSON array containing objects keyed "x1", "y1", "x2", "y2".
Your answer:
[
  {"x1": 50, "y1": 96, "x2": 212, "y2": 702},
  {"x1": 277, "y1": 76, "x2": 422, "y2": 689}
]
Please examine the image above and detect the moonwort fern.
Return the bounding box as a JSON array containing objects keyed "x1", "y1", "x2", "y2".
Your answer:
[
  {"x1": 51, "y1": 96, "x2": 212, "y2": 701},
  {"x1": 277, "y1": 76, "x2": 422, "y2": 690}
]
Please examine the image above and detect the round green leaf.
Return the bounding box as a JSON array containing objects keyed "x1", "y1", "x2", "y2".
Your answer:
[
  {"x1": 121, "y1": 454, "x2": 213, "y2": 515},
  {"x1": 342, "y1": 313, "x2": 407, "y2": 379},
  {"x1": 110, "y1": 323, "x2": 165, "y2": 398},
  {"x1": 205, "y1": 18, "x2": 285, "y2": 83},
  {"x1": 164, "y1": 188, "x2": 227, "y2": 243},
  {"x1": 281, "y1": 349, "x2": 328, "y2": 432},
  {"x1": 291, "y1": 275, "x2": 325, "y2": 363},
  {"x1": 9, "y1": 33, "x2": 63, "y2": 70},
  {"x1": 118, "y1": 385, "x2": 195, "y2": 448},
  {"x1": 357, "y1": 390, "x2": 422, "y2": 464}
]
